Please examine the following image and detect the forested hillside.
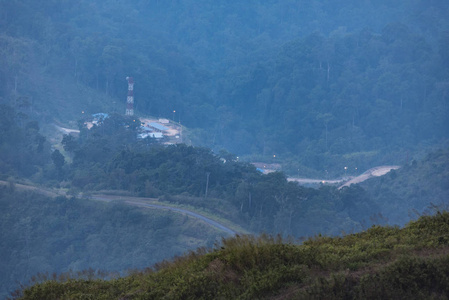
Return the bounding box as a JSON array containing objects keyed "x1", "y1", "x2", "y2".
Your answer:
[
  {"x1": 361, "y1": 148, "x2": 449, "y2": 225},
  {"x1": 1, "y1": 1, "x2": 448, "y2": 173},
  {"x1": 1, "y1": 1, "x2": 449, "y2": 298},
  {"x1": 0, "y1": 187, "x2": 223, "y2": 299},
  {"x1": 1, "y1": 101, "x2": 448, "y2": 297},
  {"x1": 1, "y1": 101, "x2": 447, "y2": 237},
  {"x1": 15, "y1": 212, "x2": 449, "y2": 299},
  {"x1": 0, "y1": 104, "x2": 50, "y2": 178}
]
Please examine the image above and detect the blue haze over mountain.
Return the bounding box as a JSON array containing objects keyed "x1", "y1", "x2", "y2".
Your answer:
[
  {"x1": 1, "y1": 1, "x2": 448, "y2": 175},
  {"x1": 1, "y1": 1, "x2": 449, "y2": 298}
]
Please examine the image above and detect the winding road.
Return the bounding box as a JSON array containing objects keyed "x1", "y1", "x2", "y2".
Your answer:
[
  {"x1": 337, "y1": 165, "x2": 400, "y2": 189},
  {"x1": 91, "y1": 195, "x2": 236, "y2": 235},
  {"x1": 0, "y1": 181, "x2": 238, "y2": 235},
  {"x1": 125, "y1": 201, "x2": 236, "y2": 235},
  {"x1": 2, "y1": 165, "x2": 399, "y2": 236},
  {"x1": 287, "y1": 165, "x2": 400, "y2": 189},
  {"x1": 53, "y1": 124, "x2": 80, "y2": 134}
]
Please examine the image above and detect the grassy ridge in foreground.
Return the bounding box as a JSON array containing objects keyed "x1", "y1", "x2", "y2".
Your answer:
[{"x1": 14, "y1": 212, "x2": 449, "y2": 299}]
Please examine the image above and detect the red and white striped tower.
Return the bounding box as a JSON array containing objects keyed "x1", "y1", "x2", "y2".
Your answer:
[{"x1": 125, "y1": 76, "x2": 134, "y2": 116}]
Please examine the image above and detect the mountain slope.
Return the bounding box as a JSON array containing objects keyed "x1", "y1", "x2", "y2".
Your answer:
[
  {"x1": 360, "y1": 147, "x2": 449, "y2": 225},
  {"x1": 15, "y1": 211, "x2": 449, "y2": 299},
  {"x1": 0, "y1": 187, "x2": 226, "y2": 299},
  {"x1": 1, "y1": 1, "x2": 448, "y2": 173}
]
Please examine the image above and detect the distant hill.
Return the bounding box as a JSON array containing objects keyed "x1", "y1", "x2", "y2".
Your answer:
[
  {"x1": 1, "y1": 105, "x2": 448, "y2": 298},
  {"x1": 1, "y1": 1, "x2": 448, "y2": 174},
  {"x1": 0, "y1": 188, "x2": 226, "y2": 299},
  {"x1": 360, "y1": 148, "x2": 449, "y2": 226},
  {"x1": 14, "y1": 211, "x2": 449, "y2": 299}
]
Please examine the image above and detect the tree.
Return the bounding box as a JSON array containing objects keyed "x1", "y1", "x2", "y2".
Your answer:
[
  {"x1": 316, "y1": 113, "x2": 334, "y2": 151},
  {"x1": 62, "y1": 134, "x2": 78, "y2": 153},
  {"x1": 51, "y1": 149, "x2": 65, "y2": 170}
]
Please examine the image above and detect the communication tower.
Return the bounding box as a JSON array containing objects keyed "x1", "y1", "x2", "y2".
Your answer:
[{"x1": 125, "y1": 77, "x2": 134, "y2": 116}]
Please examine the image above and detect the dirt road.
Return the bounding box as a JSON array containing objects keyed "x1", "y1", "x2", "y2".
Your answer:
[
  {"x1": 126, "y1": 200, "x2": 236, "y2": 235},
  {"x1": 2, "y1": 164, "x2": 399, "y2": 235},
  {"x1": 287, "y1": 178, "x2": 344, "y2": 185},
  {"x1": 53, "y1": 124, "x2": 80, "y2": 134},
  {"x1": 0, "y1": 181, "x2": 237, "y2": 235},
  {"x1": 0, "y1": 180, "x2": 61, "y2": 197},
  {"x1": 338, "y1": 165, "x2": 400, "y2": 189},
  {"x1": 287, "y1": 165, "x2": 400, "y2": 188},
  {"x1": 91, "y1": 194, "x2": 237, "y2": 235}
]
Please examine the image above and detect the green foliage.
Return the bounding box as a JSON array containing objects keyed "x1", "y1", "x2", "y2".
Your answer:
[
  {"x1": 1, "y1": 2, "x2": 449, "y2": 297},
  {"x1": 51, "y1": 149, "x2": 65, "y2": 169},
  {"x1": 15, "y1": 211, "x2": 449, "y2": 299},
  {"x1": 66, "y1": 121, "x2": 382, "y2": 237},
  {"x1": 0, "y1": 105, "x2": 50, "y2": 177},
  {"x1": 62, "y1": 118, "x2": 449, "y2": 240},
  {"x1": 61, "y1": 134, "x2": 78, "y2": 153},
  {"x1": 1, "y1": 1, "x2": 449, "y2": 173},
  {"x1": 2, "y1": 102, "x2": 447, "y2": 297},
  {"x1": 361, "y1": 148, "x2": 449, "y2": 226},
  {"x1": 0, "y1": 187, "x2": 224, "y2": 299}
]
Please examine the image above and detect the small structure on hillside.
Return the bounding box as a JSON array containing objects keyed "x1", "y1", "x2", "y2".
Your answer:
[
  {"x1": 138, "y1": 117, "x2": 182, "y2": 144},
  {"x1": 92, "y1": 113, "x2": 109, "y2": 123},
  {"x1": 85, "y1": 113, "x2": 109, "y2": 129},
  {"x1": 138, "y1": 132, "x2": 164, "y2": 139},
  {"x1": 251, "y1": 162, "x2": 281, "y2": 174},
  {"x1": 138, "y1": 121, "x2": 168, "y2": 140},
  {"x1": 148, "y1": 122, "x2": 169, "y2": 132}
]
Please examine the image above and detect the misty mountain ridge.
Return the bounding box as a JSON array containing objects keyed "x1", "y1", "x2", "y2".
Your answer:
[{"x1": 1, "y1": 0, "x2": 448, "y2": 175}]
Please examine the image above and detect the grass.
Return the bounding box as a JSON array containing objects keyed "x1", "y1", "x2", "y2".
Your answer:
[{"x1": 13, "y1": 211, "x2": 449, "y2": 299}]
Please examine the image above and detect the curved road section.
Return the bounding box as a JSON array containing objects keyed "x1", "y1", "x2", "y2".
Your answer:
[
  {"x1": 287, "y1": 165, "x2": 401, "y2": 189},
  {"x1": 91, "y1": 195, "x2": 236, "y2": 236},
  {"x1": 125, "y1": 201, "x2": 236, "y2": 235},
  {"x1": 338, "y1": 165, "x2": 400, "y2": 189},
  {"x1": 0, "y1": 182, "x2": 238, "y2": 236}
]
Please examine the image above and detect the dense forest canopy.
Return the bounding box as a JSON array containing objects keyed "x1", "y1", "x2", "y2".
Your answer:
[
  {"x1": 1, "y1": 0, "x2": 448, "y2": 174},
  {"x1": 2, "y1": 103, "x2": 447, "y2": 238}
]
